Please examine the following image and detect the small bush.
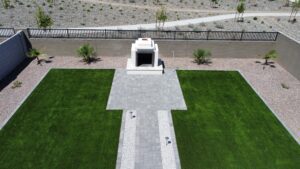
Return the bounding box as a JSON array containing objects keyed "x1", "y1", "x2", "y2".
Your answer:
[
  {"x1": 27, "y1": 48, "x2": 42, "y2": 64},
  {"x1": 193, "y1": 49, "x2": 211, "y2": 64},
  {"x1": 2, "y1": 0, "x2": 10, "y2": 9},
  {"x1": 263, "y1": 49, "x2": 278, "y2": 65},
  {"x1": 35, "y1": 6, "x2": 53, "y2": 28},
  {"x1": 281, "y1": 83, "x2": 290, "y2": 89},
  {"x1": 77, "y1": 44, "x2": 96, "y2": 64},
  {"x1": 253, "y1": 17, "x2": 258, "y2": 20},
  {"x1": 215, "y1": 24, "x2": 224, "y2": 29},
  {"x1": 11, "y1": 80, "x2": 22, "y2": 89}
]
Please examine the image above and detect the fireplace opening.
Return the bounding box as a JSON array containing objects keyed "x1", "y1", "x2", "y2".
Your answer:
[{"x1": 136, "y1": 53, "x2": 153, "y2": 67}]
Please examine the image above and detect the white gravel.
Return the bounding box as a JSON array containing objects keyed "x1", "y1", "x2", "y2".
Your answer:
[
  {"x1": 0, "y1": 56, "x2": 299, "y2": 144},
  {"x1": 0, "y1": 0, "x2": 291, "y2": 28}
]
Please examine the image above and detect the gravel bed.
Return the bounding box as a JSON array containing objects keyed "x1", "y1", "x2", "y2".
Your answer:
[
  {"x1": 98, "y1": 0, "x2": 289, "y2": 11},
  {"x1": 0, "y1": 0, "x2": 209, "y2": 28},
  {"x1": 0, "y1": 56, "x2": 299, "y2": 143},
  {"x1": 172, "y1": 16, "x2": 300, "y2": 41},
  {"x1": 0, "y1": 0, "x2": 292, "y2": 28}
]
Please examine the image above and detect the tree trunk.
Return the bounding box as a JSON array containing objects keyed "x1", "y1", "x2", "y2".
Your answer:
[
  {"x1": 294, "y1": 10, "x2": 298, "y2": 20},
  {"x1": 36, "y1": 57, "x2": 41, "y2": 65},
  {"x1": 289, "y1": 8, "x2": 295, "y2": 21}
]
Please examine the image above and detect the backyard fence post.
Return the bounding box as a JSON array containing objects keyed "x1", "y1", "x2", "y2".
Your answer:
[
  {"x1": 240, "y1": 31, "x2": 244, "y2": 41},
  {"x1": 139, "y1": 29, "x2": 142, "y2": 38},
  {"x1": 27, "y1": 28, "x2": 31, "y2": 38},
  {"x1": 67, "y1": 29, "x2": 70, "y2": 38},
  {"x1": 173, "y1": 31, "x2": 176, "y2": 40},
  {"x1": 275, "y1": 32, "x2": 279, "y2": 41},
  {"x1": 207, "y1": 31, "x2": 210, "y2": 40}
]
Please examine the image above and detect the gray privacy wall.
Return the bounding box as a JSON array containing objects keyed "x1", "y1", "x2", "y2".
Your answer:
[
  {"x1": 29, "y1": 38, "x2": 275, "y2": 58},
  {"x1": 276, "y1": 34, "x2": 300, "y2": 80},
  {"x1": 29, "y1": 33, "x2": 300, "y2": 80},
  {"x1": 0, "y1": 31, "x2": 31, "y2": 81}
]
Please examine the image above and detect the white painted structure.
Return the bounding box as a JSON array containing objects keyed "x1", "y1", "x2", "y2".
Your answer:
[{"x1": 127, "y1": 38, "x2": 163, "y2": 75}]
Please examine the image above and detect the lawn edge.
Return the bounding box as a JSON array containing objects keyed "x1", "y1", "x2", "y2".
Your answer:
[
  {"x1": 237, "y1": 70, "x2": 300, "y2": 145},
  {"x1": 0, "y1": 69, "x2": 51, "y2": 130},
  {"x1": 174, "y1": 69, "x2": 299, "y2": 145}
]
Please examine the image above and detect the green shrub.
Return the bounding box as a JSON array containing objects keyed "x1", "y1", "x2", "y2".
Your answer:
[
  {"x1": 2, "y1": 0, "x2": 10, "y2": 9},
  {"x1": 27, "y1": 48, "x2": 41, "y2": 64},
  {"x1": 35, "y1": 6, "x2": 53, "y2": 28},
  {"x1": 77, "y1": 44, "x2": 96, "y2": 63},
  {"x1": 193, "y1": 49, "x2": 211, "y2": 64},
  {"x1": 263, "y1": 49, "x2": 278, "y2": 65},
  {"x1": 11, "y1": 80, "x2": 22, "y2": 89}
]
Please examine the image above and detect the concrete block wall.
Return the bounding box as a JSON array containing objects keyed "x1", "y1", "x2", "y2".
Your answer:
[
  {"x1": 0, "y1": 31, "x2": 31, "y2": 81},
  {"x1": 276, "y1": 34, "x2": 300, "y2": 80},
  {"x1": 29, "y1": 38, "x2": 276, "y2": 59},
  {"x1": 3, "y1": 31, "x2": 299, "y2": 80}
]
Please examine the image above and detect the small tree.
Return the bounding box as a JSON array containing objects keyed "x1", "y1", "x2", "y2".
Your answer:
[
  {"x1": 77, "y1": 44, "x2": 96, "y2": 64},
  {"x1": 156, "y1": 6, "x2": 167, "y2": 30},
  {"x1": 2, "y1": 0, "x2": 10, "y2": 9},
  {"x1": 264, "y1": 50, "x2": 278, "y2": 65},
  {"x1": 210, "y1": 0, "x2": 218, "y2": 8},
  {"x1": 27, "y1": 48, "x2": 41, "y2": 64},
  {"x1": 193, "y1": 49, "x2": 211, "y2": 64},
  {"x1": 285, "y1": 0, "x2": 290, "y2": 7},
  {"x1": 289, "y1": 0, "x2": 300, "y2": 22},
  {"x1": 236, "y1": 2, "x2": 246, "y2": 22},
  {"x1": 35, "y1": 6, "x2": 53, "y2": 29}
]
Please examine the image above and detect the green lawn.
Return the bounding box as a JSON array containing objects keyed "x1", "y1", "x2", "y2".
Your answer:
[
  {"x1": 0, "y1": 69, "x2": 122, "y2": 169},
  {"x1": 173, "y1": 70, "x2": 300, "y2": 169}
]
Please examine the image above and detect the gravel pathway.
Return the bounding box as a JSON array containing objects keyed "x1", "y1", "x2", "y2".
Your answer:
[{"x1": 79, "y1": 12, "x2": 300, "y2": 30}]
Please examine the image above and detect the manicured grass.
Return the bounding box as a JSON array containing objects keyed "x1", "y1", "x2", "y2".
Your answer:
[
  {"x1": 173, "y1": 71, "x2": 300, "y2": 169},
  {"x1": 0, "y1": 69, "x2": 122, "y2": 169}
]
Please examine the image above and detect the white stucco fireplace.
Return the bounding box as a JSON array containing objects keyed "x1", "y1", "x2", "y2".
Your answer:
[{"x1": 126, "y1": 38, "x2": 163, "y2": 75}]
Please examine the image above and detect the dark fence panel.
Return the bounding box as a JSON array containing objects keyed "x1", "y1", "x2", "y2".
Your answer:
[
  {"x1": 0, "y1": 28, "x2": 16, "y2": 38},
  {"x1": 27, "y1": 28, "x2": 279, "y2": 41}
]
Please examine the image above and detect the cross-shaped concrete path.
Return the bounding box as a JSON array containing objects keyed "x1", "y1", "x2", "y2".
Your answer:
[{"x1": 107, "y1": 69, "x2": 186, "y2": 169}]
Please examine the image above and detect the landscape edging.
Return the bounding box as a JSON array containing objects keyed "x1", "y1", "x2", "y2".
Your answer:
[
  {"x1": 0, "y1": 69, "x2": 50, "y2": 130},
  {"x1": 237, "y1": 70, "x2": 300, "y2": 145}
]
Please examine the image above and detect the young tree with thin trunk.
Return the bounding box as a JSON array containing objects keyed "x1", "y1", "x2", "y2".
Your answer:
[
  {"x1": 263, "y1": 50, "x2": 278, "y2": 65},
  {"x1": 289, "y1": 0, "x2": 300, "y2": 22},
  {"x1": 35, "y1": 6, "x2": 53, "y2": 29},
  {"x1": 236, "y1": 2, "x2": 246, "y2": 22},
  {"x1": 210, "y1": 0, "x2": 218, "y2": 8},
  {"x1": 2, "y1": 0, "x2": 10, "y2": 9},
  {"x1": 155, "y1": 6, "x2": 167, "y2": 30},
  {"x1": 27, "y1": 48, "x2": 41, "y2": 64}
]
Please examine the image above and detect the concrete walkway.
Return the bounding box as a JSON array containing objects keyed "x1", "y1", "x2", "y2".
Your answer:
[
  {"x1": 108, "y1": 69, "x2": 186, "y2": 169},
  {"x1": 78, "y1": 12, "x2": 300, "y2": 30}
]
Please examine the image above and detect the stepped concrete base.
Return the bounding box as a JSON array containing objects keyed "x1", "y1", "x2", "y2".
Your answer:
[{"x1": 126, "y1": 59, "x2": 163, "y2": 75}]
